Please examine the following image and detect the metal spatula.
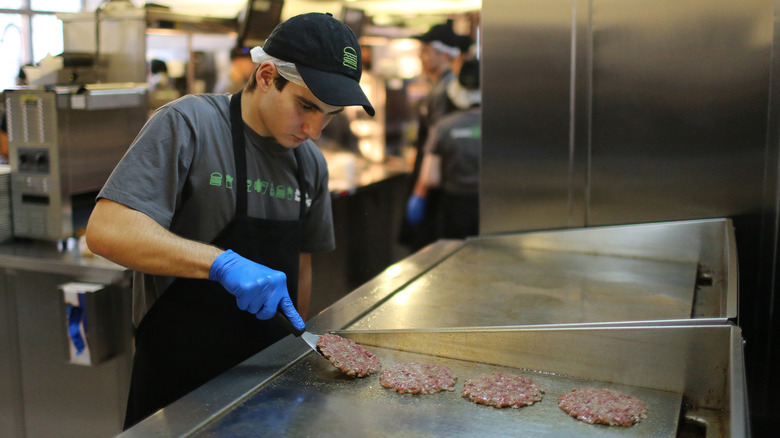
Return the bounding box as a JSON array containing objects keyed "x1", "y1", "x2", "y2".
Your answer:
[
  {"x1": 274, "y1": 311, "x2": 321, "y2": 354},
  {"x1": 300, "y1": 331, "x2": 320, "y2": 352}
]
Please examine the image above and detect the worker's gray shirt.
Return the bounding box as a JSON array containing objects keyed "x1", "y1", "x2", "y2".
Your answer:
[
  {"x1": 98, "y1": 93, "x2": 335, "y2": 325},
  {"x1": 426, "y1": 106, "x2": 481, "y2": 195}
]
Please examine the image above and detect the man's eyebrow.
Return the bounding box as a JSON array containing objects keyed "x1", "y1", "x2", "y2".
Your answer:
[{"x1": 297, "y1": 96, "x2": 344, "y2": 115}]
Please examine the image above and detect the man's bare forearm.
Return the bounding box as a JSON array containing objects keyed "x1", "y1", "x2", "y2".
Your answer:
[{"x1": 85, "y1": 199, "x2": 223, "y2": 279}]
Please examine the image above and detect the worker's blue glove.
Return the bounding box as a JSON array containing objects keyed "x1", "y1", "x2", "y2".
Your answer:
[
  {"x1": 406, "y1": 194, "x2": 426, "y2": 226},
  {"x1": 209, "y1": 249, "x2": 304, "y2": 331}
]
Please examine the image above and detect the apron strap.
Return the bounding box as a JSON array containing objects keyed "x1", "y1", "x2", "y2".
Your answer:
[
  {"x1": 230, "y1": 91, "x2": 248, "y2": 215},
  {"x1": 293, "y1": 147, "x2": 307, "y2": 220}
]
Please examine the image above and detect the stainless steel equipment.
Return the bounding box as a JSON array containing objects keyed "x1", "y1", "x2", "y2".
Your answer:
[
  {"x1": 0, "y1": 241, "x2": 133, "y2": 438},
  {"x1": 350, "y1": 218, "x2": 737, "y2": 330},
  {"x1": 480, "y1": 0, "x2": 772, "y2": 233},
  {"x1": 190, "y1": 325, "x2": 742, "y2": 438},
  {"x1": 118, "y1": 219, "x2": 745, "y2": 437},
  {"x1": 480, "y1": 0, "x2": 777, "y2": 431},
  {"x1": 58, "y1": 3, "x2": 147, "y2": 85},
  {"x1": 4, "y1": 85, "x2": 147, "y2": 241},
  {"x1": 300, "y1": 331, "x2": 320, "y2": 352}
]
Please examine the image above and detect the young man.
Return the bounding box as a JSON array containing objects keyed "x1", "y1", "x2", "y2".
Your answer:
[{"x1": 85, "y1": 12, "x2": 373, "y2": 429}]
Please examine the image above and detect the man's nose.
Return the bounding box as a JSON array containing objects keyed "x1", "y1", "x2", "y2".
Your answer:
[{"x1": 303, "y1": 113, "x2": 325, "y2": 140}]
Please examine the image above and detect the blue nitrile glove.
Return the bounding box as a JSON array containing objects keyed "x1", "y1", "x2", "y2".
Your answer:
[
  {"x1": 209, "y1": 249, "x2": 305, "y2": 331},
  {"x1": 406, "y1": 194, "x2": 426, "y2": 226},
  {"x1": 67, "y1": 304, "x2": 86, "y2": 355}
]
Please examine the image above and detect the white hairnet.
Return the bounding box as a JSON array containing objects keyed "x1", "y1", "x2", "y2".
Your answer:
[
  {"x1": 447, "y1": 77, "x2": 481, "y2": 110},
  {"x1": 250, "y1": 46, "x2": 308, "y2": 89},
  {"x1": 430, "y1": 40, "x2": 461, "y2": 58}
]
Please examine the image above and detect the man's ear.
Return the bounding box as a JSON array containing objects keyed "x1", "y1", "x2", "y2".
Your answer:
[{"x1": 256, "y1": 62, "x2": 277, "y2": 91}]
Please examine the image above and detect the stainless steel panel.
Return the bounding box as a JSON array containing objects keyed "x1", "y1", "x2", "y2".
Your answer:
[
  {"x1": 481, "y1": 0, "x2": 581, "y2": 233},
  {"x1": 481, "y1": 0, "x2": 773, "y2": 232},
  {"x1": 588, "y1": 0, "x2": 772, "y2": 226},
  {"x1": 0, "y1": 269, "x2": 24, "y2": 438},
  {"x1": 12, "y1": 271, "x2": 127, "y2": 437},
  {"x1": 55, "y1": 88, "x2": 148, "y2": 194},
  {"x1": 0, "y1": 243, "x2": 133, "y2": 438}
]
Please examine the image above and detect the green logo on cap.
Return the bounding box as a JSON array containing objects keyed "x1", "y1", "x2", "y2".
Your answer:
[{"x1": 343, "y1": 46, "x2": 358, "y2": 71}]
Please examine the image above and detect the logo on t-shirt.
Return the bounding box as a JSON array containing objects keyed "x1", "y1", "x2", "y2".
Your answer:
[
  {"x1": 209, "y1": 170, "x2": 311, "y2": 207},
  {"x1": 450, "y1": 126, "x2": 481, "y2": 139},
  {"x1": 209, "y1": 172, "x2": 233, "y2": 189}
]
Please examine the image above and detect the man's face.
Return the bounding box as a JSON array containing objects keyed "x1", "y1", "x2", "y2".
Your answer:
[
  {"x1": 419, "y1": 43, "x2": 451, "y2": 76},
  {"x1": 249, "y1": 71, "x2": 344, "y2": 148}
]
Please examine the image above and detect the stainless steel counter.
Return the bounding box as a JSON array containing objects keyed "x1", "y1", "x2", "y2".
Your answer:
[
  {"x1": 0, "y1": 240, "x2": 133, "y2": 438},
  {"x1": 0, "y1": 239, "x2": 127, "y2": 280},
  {"x1": 120, "y1": 218, "x2": 744, "y2": 437}
]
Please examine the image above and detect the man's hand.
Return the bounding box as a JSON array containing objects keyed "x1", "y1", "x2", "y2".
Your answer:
[{"x1": 209, "y1": 250, "x2": 305, "y2": 331}]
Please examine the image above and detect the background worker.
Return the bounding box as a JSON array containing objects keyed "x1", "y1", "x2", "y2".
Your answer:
[
  {"x1": 400, "y1": 21, "x2": 468, "y2": 251},
  {"x1": 214, "y1": 46, "x2": 257, "y2": 94},
  {"x1": 406, "y1": 58, "x2": 481, "y2": 239}
]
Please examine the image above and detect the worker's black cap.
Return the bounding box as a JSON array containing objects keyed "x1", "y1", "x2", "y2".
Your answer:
[
  {"x1": 414, "y1": 23, "x2": 462, "y2": 52},
  {"x1": 263, "y1": 12, "x2": 374, "y2": 117}
]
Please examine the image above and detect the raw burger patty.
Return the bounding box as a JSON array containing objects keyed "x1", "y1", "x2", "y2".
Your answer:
[
  {"x1": 380, "y1": 361, "x2": 457, "y2": 394},
  {"x1": 461, "y1": 372, "x2": 544, "y2": 408},
  {"x1": 558, "y1": 387, "x2": 648, "y2": 427},
  {"x1": 316, "y1": 333, "x2": 380, "y2": 377}
]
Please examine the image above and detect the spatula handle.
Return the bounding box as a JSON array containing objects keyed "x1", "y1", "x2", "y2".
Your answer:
[{"x1": 274, "y1": 311, "x2": 305, "y2": 337}]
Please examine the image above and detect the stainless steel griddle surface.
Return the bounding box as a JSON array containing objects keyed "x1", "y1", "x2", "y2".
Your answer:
[
  {"x1": 194, "y1": 347, "x2": 682, "y2": 437},
  {"x1": 353, "y1": 244, "x2": 698, "y2": 330}
]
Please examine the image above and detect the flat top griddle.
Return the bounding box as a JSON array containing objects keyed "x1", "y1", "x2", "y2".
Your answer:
[
  {"x1": 353, "y1": 244, "x2": 697, "y2": 330},
  {"x1": 193, "y1": 346, "x2": 682, "y2": 437},
  {"x1": 117, "y1": 221, "x2": 741, "y2": 438}
]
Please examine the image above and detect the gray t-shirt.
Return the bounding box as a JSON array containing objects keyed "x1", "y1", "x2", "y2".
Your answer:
[
  {"x1": 98, "y1": 93, "x2": 335, "y2": 324},
  {"x1": 425, "y1": 107, "x2": 481, "y2": 195}
]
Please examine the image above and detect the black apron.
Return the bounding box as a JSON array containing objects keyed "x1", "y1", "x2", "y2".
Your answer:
[{"x1": 124, "y1": 91, "x2": 307, "y2": 429}]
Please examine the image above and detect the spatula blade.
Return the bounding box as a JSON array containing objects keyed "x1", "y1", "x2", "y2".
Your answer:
[{"x1": 301, "y1": 331, "x2": 320, "y2": 352}]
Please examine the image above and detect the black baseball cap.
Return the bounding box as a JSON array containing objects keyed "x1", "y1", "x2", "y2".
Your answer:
[
  {"x1": 263, "y1": 12, "x2": 374, "y2": 117},
  {"x1": 414, "y1": 23, "x2": 461, "y2": 52}
]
